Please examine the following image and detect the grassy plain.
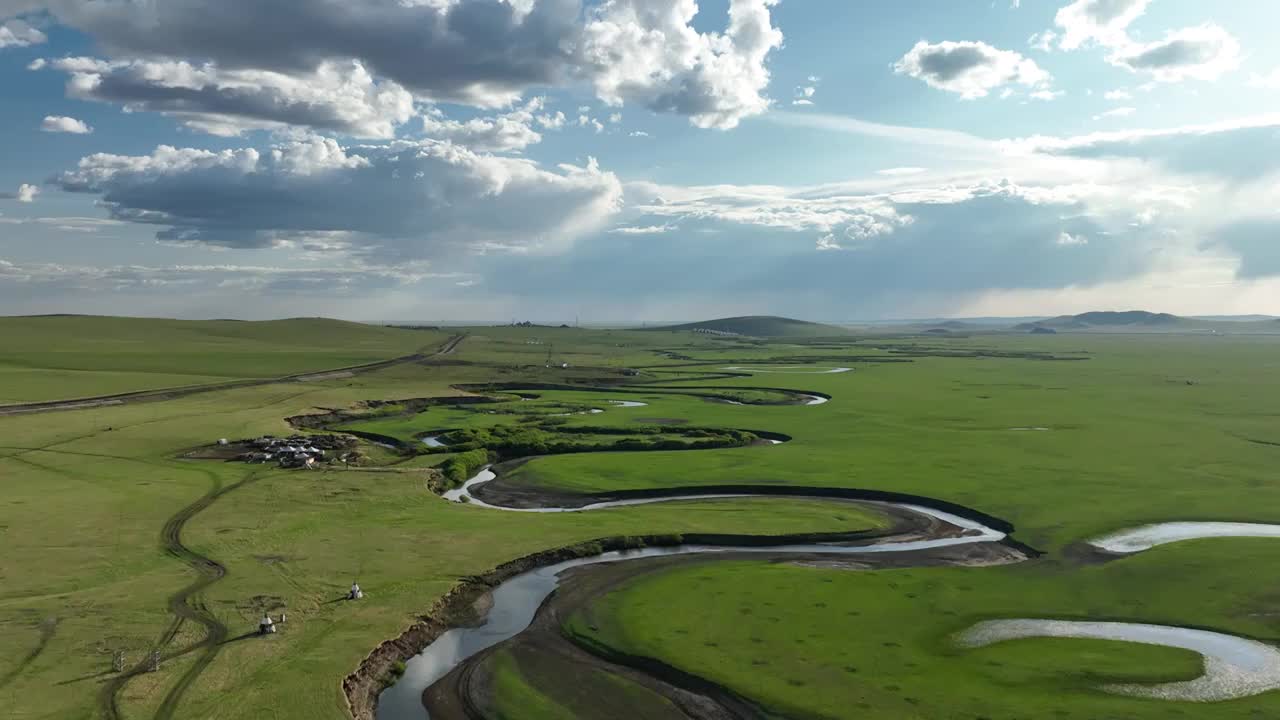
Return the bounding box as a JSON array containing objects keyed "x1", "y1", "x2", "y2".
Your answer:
[
  {"x1": 564, "y1": 546, "x2": 1280, "y2": 720},
  {"x1": 508, "y1": 334, "x2": 1280, "y2": 551},
  {"x1": 0, "y1": 316, "x2": 443, "y2": 403},
  {"x1": 4, "y1": 318, "x2": 1280, "y2": 719},
  {"x1": 0, "y1": 319, "x2": 881, "y2": 719}
]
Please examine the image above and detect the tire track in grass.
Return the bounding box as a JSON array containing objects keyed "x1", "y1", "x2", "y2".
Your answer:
[
  {"x1": 100, "y1": 469, "x2": 267, "y2": 720},
  {"x1": 0, "y1": 618, "x2": 57, "y2": 691},
  {"x1": 44, "y1": 337, "x2": 472, "y2": 717}
]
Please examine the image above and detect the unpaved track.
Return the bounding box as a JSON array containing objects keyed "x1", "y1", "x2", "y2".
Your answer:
[
  {"x1": 0, "y1": 618, "x2": 57, "y2": 691},
  {"x1": 0, "y1": 334, "x2": 466, "y2": 417},
  {"x1": 87, "y1": 336, "x2": 466, "y2": 718},
  {"x1": 98, "y1": 470, "x2": 266, "y2": 720}
]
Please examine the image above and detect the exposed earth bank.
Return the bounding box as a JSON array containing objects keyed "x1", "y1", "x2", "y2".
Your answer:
[
  {"x1": 342, "y1": 481, "x2": 1036, "y2": 720},
  {"x1": 422, "y1": 530, "x2": 1029, "y2": 719}
]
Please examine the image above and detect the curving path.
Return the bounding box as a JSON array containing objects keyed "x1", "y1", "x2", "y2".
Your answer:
[
  {"x1": 0, "y1": 618, "x2": 57, "y2": 692},
  {"x1": 99, "y1": 470, "x2": 267, "y2": 720},
  {"x1": 74, "y1": 336, "x2": 469, "y2": 719}
]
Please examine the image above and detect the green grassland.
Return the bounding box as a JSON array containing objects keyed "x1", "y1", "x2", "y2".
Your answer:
[
  {"x1": 0, "y1": 319, "x2": 887, "y2": 719},
  {"x1": 484, "y1": 642, "x2": 691, "y2": 720},
  {"x1": 0, "y1": 316, "x2": 447, "y2": 403},
  {"x1": 4, "y1": 317, "x2": 1280, "y2": 719},
  {"x1": 564, "y1": 555, "x2": 1270, "y2": 720},
  {"x1": 504, "y1": 334, "x2": 1280, "y2": 551}
]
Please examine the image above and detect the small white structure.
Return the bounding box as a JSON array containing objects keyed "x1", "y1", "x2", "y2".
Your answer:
[
  {"x1": 349, "y1": 582, "x2": 364, "y2": 600},
  {"x1": 259, "y1": 615, "x2": 276, "y2": 635},
  {"x1": 217, "y1": 438, "x2": 229, "y2": 446}
]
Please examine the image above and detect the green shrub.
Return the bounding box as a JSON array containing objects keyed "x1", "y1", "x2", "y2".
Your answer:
[{"x1": 439, "y1": 448, "x2": 491, "y2": 487}]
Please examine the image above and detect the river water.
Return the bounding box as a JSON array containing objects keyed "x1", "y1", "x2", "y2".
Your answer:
[
  {"x1": 958, "y1": 619, "x2": 1280, "y2": 701},
  {"x1": 1090, "y1": 522, "x2": 1280, "y2": 553},
  {"x1": 376, "y1": 470, "x2": 1006, "y2": 719}
]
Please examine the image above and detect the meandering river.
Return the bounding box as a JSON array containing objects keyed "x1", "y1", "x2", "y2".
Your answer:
[{"x1": 376, "y1": 469, "x2": 1008, "y2": 719}]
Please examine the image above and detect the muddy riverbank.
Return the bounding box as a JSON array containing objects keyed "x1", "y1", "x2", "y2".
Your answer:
[
  {"x1": 344, "y1": 517, "x2": 930, "y2": 720},
  {"x1": 424, "y1": 538, "x2": 1028, "y2": 720},
  {"x1": 358, "y1": 462, "x2": 1040, "y2": 720}
]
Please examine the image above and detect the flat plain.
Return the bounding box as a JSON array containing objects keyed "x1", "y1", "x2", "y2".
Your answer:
[{"x1": 3, "y1": 316, "x2": 1279, "y2": 719}]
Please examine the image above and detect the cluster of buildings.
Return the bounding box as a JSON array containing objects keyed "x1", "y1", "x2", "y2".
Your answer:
[{"x1": 238, "y1": 434, "x2": 353, "y2": 469}]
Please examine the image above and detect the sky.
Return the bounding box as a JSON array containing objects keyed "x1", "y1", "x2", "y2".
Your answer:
[{"x1": 2, "y1": 0, "x2": 1280, "y2": 322}]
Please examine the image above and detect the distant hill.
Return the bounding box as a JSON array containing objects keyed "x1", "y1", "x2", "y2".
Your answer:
[
  {"x1": 1014, "y1": 310, "x2": 1280, "y2": 334},
  {"x1": 651, "y1": 315, "x2": 848, "y2": 337},
  {"x1": 1015, "y1": 311, "x2": 1182, "y2": 332}
]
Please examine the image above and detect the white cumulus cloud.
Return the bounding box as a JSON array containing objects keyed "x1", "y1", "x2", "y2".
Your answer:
[
  {"x1": 1107, "y1": 23, "x2": 1241, "y2": 83},
  {"x1": 40, "y1": 115, "x2": 93, "y2": 134},
  {"x1": 894, "y1": 40, "x2": 1052, "y2": 99},
  {"x1": 1054, "y1": 0, "x2": 1152, "y2": 50},
  {"x1": 53, "y1": 136, "x2": 623, "y2": 257},
  {"x1": 420, "y1": 98, "x2": 552, "y2": 152},
  {"x1": 40, "y1": 57, "x2": 413, "y2": 138},
  {"x1": 0, "y1": 184, "x2": 40, "y2": 202},
  {"x1": 581, "y1": 0, "x2": 783, "y2": 129},
  {"x1": 20, "y1": 0, "x2": 784, "y2": 130},
  {"x1": 0, "y1": 18, "x2": 45, "y2": 48}
]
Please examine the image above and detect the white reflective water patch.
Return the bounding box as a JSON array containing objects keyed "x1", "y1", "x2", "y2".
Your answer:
[
  {"x1": 723, "y1": 366, "x2": 851, "y2": 374},
  {"x1": 958, "y1": 619, "x2": 1280, "y2": 702},
  {"x1": 1089, "y1": 522, "x2": 1280, "y2": 554}
]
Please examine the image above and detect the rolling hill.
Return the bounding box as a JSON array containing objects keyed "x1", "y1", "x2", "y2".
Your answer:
[
  {"x1": 1015, "y1": 311, "x2": 1280, "y2": 334},
  {"x1": 651, "y1": 315, "x2": 849, "y2": 337}
]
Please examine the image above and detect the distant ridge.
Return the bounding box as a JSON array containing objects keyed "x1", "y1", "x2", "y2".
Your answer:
[
  {"x1": 1006, "y1": 310, "x2": 1280, "y2": 334},
  {"x1": 1016, "y1": 310, "x2": 1182, "y2": 332},
  {"x1": 651, "y1": 315, "x2": 848, "y2": 337}
]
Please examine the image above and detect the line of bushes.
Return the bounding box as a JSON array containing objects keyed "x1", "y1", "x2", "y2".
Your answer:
[{"x1": 429, "y1": 424, "x2": 758, "y2": 459}]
